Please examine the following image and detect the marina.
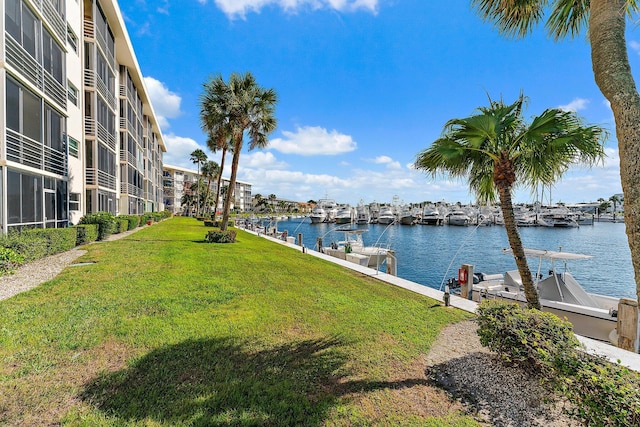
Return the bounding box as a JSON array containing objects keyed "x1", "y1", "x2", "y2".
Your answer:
[{"x1": 274, "y1": 218, "x2": 635, "y2": 300}]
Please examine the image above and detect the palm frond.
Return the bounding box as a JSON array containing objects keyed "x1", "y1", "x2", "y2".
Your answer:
[
  {"x1": 546, "y1": 0, "x2": 589, "y2": 40},
  {"x1": 471, "y1": 0, "x2": 549, "y2": 38}
]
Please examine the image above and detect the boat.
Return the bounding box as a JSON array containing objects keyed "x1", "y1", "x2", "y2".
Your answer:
[
  {"x1": 377, "y1": 206, "x2": 396, "y2": 225},
  {"x1": 355, "y1": 202, "x2": 370, "y2": 225},
  {"x1": 334, "y1": 205, "x2": 354, "y2": 224},
  {"x1": 310, "y1": 198, "x2": 338, "y2": 223},
  {"x1": 309, "y1": 206, "x2": 327, "y2": 223},
  {"x1": 446, "y1": 210, "x2": 470, "y2": 226},
  {"x1": 421, "y1": 207, "x2": 443, "y2": 225},
  {"x1": 460, "y1": 248, "x2": 620, "y2": 342},
  {"x1": 537, "y1": 213, "x2": 579, "y2": 228},
  {"x1": 323, "y1": 228, "x2": 390, "y2": 268},
  {"x1": 399, "y1": 208, "x2": 416, "y2": 225}
]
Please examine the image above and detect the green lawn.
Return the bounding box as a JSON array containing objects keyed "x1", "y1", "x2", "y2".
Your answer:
[{"x1": 0, "y1": 216, "x2": 477, "y2": 426}]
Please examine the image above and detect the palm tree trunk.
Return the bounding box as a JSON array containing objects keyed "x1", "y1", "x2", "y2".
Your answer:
[
  {"x1": 221, "y1": 138, "x2": 241, "y2": 231},
  {"x1": 590, "y1": 0, "x2": 640, "y2": 307},
  {"x1": 498, "y1": 186, "x2": 541, "y2": 310},
  {"x1": 214, "y1": 150, "x2": 227, "y2": 218}
]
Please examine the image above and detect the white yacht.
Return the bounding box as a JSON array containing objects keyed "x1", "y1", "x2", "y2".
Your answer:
[{"x1": 377, "y1": 206, "x2": 396, "y2": 225}]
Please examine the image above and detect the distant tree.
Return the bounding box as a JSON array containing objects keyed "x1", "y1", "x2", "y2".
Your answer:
[
  {"x1": 415, "y1": 94, "x2": 606, "y2": 309},
  {"x1": 190, "y1": 149, "x2": 207, "y2": 216},
  {"x1": 200, "y1": 72, "x2": 277, "y2": 230},
  {"x1": 205, "y1": 130, "x2": 232, "y2": 218},
  {"x1": 609, "y1": 194, "x2": 622, "y2": 220},
  {"x1": 201, "y1": 160, "x2": 221, "y2": 215}
]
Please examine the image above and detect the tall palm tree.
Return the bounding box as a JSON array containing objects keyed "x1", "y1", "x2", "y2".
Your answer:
[
  {"x1": 190, "y1": 149, "x2": 207, "y2": 217},
  {"x1": 415, "y1": 95, "x2": 606, "y2": 309},
  {"x1": 471, "y1": 0, "x2": 640, "y2": 322},
  {"x1": 201, "y1": 160, "x2": 221, "y2": 216},
  {"x1": 200, "y1": 72, "x2": 277, "y2": 230},
  {"x1": 205, "y1": 129, "x2": 232, "y2": 218}
]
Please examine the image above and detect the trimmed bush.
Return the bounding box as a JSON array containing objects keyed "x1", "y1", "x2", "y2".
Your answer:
[
  {"x1": 114, "y1": 219, "x2": 129, "y2": 234},
  {"x1": 22, "y1": 228, "x2": 77, "y2": 255},
  {"x1": 476, "y1": 300, "x2": 579, "y2": 375},
  {"x1": 476, "y1": 300, "x2": 640, "y2": 425},
  {"x1": 75, "y1": 224, "x2": 99, "y2": 245},
  {"x1": 79, "y1": 212, "x2": 116, "y2": 241},
  {"x1": 0, "y1": 247, "x2": 25, "y2": 275},
  {"x1": 204, "y1": 220, "x2": 215, "y2": 227},
  {"x1": 117, "y1": 215, "x2": 139, "y2": 231},
  {"x1": 0, "y1": 231, "x2": 48, "y2": 263},
  {"x1": 205, "y1": 230, "x2": 237, "y2": 243}
]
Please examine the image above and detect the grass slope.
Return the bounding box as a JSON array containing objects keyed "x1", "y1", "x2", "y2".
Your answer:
[{"x1": 0, "y1": 216, "x2": 476, "y2": 426}]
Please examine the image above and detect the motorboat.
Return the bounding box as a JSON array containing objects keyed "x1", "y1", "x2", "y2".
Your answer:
[
  {"x1": 377, "y1": 206, "x2": 396, "y2": 225},
  {"x1": 536, "y1": 213, "x2": 579, "y2": 228},
  {"x1": 323, "y1": 228, "x2": 390, "y2": 268},
  {"x1": 355, "y1": 203, "x2": 370, "y2": 225},
  {"x1": 399, "y1": 208, "x2": 416, "y2": 225},
  {"x1": 309, "y1": 206, "x2": 327, "y2": 223},
  {"x1": 421, "y1": 206, "x2": 443, "y2": 225},
  {"x1": 463, "y1": 248, "x2": 621, "y2": 342},
  {"x1": 310, "y1": 198, "x2": 338, "y2": 223},
  {"x1": 334, "y1": 205, "x2": 354, "y2": 224},
  {"x1": 446, "y1": 210, "x2": 470, "y2": 226}
]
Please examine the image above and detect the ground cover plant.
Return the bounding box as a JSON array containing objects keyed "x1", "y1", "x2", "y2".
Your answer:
[{"x1": 0, "y1": 216, "x2": 476, "y2": 426}]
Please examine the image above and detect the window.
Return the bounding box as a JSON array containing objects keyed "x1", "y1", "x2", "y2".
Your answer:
[
  {"x1": 45, "y1": 104, "x2": 65, "y2": 152},
  {"x1": 43, "y1": 28, "x2": 64, "y2": 84},
  {"x1": 68, "y1": 137, "x2": 79, "y2": 158},
  {"x1": 7, "y1": 169, "x2": 43, "y2": 225},
  {"x1": 6, "y1": 76, "x2": 42, "y2": 142},
  {"x1": 67, "y1": 81, "x2": 78, "y2": 105},
  {"x1": 67, "y1": 25, "x2": 78, "y2": 53}
]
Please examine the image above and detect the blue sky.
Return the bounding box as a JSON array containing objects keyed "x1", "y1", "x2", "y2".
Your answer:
[{"x1": 120, "y1": 0, "x2": 630, "y2": 206}]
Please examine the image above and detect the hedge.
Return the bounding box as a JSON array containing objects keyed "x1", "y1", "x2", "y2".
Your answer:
[{"x1": 74, "y1": 224, "x2": 99, "y2": 246}]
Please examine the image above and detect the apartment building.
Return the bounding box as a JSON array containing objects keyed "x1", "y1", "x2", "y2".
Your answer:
[
  {"x1": 1, "y1": 0, "x2": 165, "y2": 233},
  {"x1": 163, "y1": 164, "x2": 253, "y2": 215}
]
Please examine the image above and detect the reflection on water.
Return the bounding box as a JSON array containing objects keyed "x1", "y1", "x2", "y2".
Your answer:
[{"x1": 277, "y1": 219, "x2": 635, "y2": 299}]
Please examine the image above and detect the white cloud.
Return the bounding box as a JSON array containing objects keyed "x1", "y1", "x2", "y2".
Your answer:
[
  {"x1": 269, "y1": 126, "x2": 357, "y2": 155},
  {"x1": 558, "y1": 97, "x2": 589, "y2": 112},
  {"x1": 162, "y1": 134, "x2": 204, "y2": 168},
  {"x1": 144, "y1": 76, "x2": 182, "y2": 130},
  {"x1": 368, "y1": 155, "x2": 402, "y2": 169},
  {"x1": 205, "y1": 0, "x2": 378, "y2": 19},
  {"x1": 630, "y1": 40, "x2": 640, "y2": 55},
  {"x1": 242, "y1": 151, "x2": 289, "y2": 169}
]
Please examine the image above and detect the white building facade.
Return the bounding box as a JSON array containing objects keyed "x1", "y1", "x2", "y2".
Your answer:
[
  {"x1": 163, "y1": 164, "x2": 253, "y2": 215},
  {"x1": 1, "y1": 0, "x2": 165, "y2": 233}
]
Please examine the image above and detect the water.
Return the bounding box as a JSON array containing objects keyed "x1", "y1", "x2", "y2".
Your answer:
[{"x1": 276, "y1": 218, "x2": 636, "y2": 299}]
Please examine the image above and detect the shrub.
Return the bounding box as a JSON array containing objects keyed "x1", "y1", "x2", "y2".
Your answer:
[
  {"x1": 117, "y1": 215, "x2": 138, "y2": 230},
  {"x1": 476, "y1": 300, "x2": 580, "y2": 375},
  {"x1": 204, "y1": 220, "x2": 215, "y2": 227},
  {"x1": 0, "y1": 231, "x2": 48, "y2": 263},
  {"x1": 114, "y1": 219, "x2": 129, "y2": 234},
  {"x1": 79, "y1": 212, "x2": 116, "y2": 241},
  {"x1": 476, "y1": 300, "x2": 640, "y2": 425},
  {"x1": 75, "y1": 224, "x2": 99, "y2": 245},
  {"x1": 22, "y1": 228, "x2": 77, "y2": 255},
  {"x1": 561, "y1": 355, "x2": 640, "y2": 426},
  {"x1": 0, "y1": 247, "x2": 25, "y2": 275},
  {"x1": 205, "y1": 230, "x2": 236, "y2": 243}
]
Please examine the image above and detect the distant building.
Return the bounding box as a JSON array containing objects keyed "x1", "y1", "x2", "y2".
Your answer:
[
  {"x1": 1, "y1": 0, "x2": 165, "y2": 233},
  {"x1": 163, "y1": 165, "x2": 252, "y2": 215}
]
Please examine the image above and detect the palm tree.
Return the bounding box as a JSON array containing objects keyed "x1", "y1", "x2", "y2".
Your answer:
[
  {"x1": 415, "y1": 95, "x2": 606, "y2": 309},
  {"x1": 190, "y1": 149, "x2": 207, "y2": 217},
  {"x1": 609, "y1": 194, "x2": 622, "y2": 221},
  {"x1": 200, "y1": 72, "x2": 277, "y2": 230},
  {"x1": 471, "y1": 0, "x2": 640, "y2": 323},
  {"x1": 205, "y1": 129, "x2": 232, "y2": 218},
  {"x1": 201, "y1": 160, "x2": 221, "y2": 216}
]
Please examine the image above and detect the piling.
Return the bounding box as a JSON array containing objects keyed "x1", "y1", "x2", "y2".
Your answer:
[
  {"x1": 616, "y1": 298, "x2": 638, "y2": 352},
  {"x1": 386, "y1": 250, "x2": 397, "y2": 276},
  {"x1": 460, "y1": 264, "x2": 474, "y2": 300},
  {"x1": 298, "y1": 233, "x2": 303, "y2": 246}
]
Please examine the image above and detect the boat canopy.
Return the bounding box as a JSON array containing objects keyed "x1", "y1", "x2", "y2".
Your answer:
[{"x1": 502, "y1": 248, "x2": 593, "y2": 261}]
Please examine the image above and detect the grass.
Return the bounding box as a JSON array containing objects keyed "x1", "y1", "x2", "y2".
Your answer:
[{"x1": 0, "y1": 216, "x2": 477, "y2": 426}]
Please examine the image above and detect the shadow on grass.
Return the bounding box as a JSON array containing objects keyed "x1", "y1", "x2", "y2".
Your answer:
[{"x1": 82, "y1": 337, "x2": 347, "y2": 425}]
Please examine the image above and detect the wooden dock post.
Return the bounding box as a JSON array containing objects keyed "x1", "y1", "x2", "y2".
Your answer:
[
  {"x1": 461, "y1": 264, "x2": 474, "y2": 300},
  {"x1": 298, "y1": 233, "x2": 303, "y2": 246},
  {"x1": 386, "y1": 250, "x2": 397, "y2": 276},
  {"x1": 616, "y1": 298, "x2": 638, "y2": 352}
]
